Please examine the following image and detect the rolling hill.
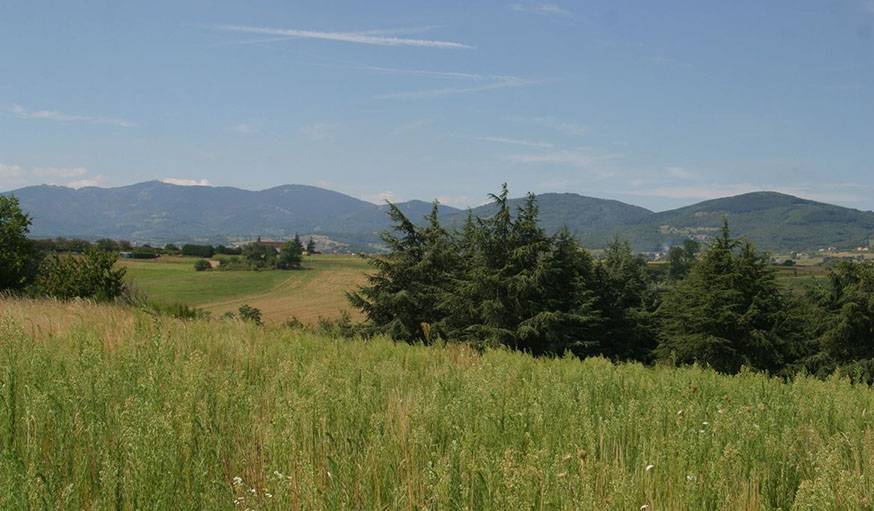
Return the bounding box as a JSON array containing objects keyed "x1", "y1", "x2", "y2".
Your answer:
[
  {"x1": 625, "y1": 192, "x2": 874, "y2": 251},
  {"x1": 5, "y1": 182, "x2": 874, "y2": 252}
]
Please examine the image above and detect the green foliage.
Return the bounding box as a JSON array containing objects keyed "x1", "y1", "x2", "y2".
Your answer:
[
  {"x1": 353, "y1": 187, "x2": 653, "y2": 360},
  {"x1": 34, "y1": 249, "x2": 127, "y2": 301},
  {"x1": 95, "y1": 238, "x2": 132, "y2": 252},
  {"x1": 193, "y1": 259, "x2": 211, "y2": 272},
  {"x1": 276, "y1": 235, "x2": 304, "y2": 270},
  {"x1": 0, "y1": 196, "x2": 40, "y2": 291},
  {"x1": 805, "y1": 261, "x2": 874, "y2": 379},
  {"x1": 306, "y1": 237, "x2": 317, "y2": 254},
  {"x1": 348, "y1": 202, "x2": 457, "y2": 341},
  {"x1": 142, "y1": 301, "x2": 211, "y2": 320},
  {"x1": 237, "y1": 304, "x2": 263, "y2": 325},
  {"x1": 242, "y1": 242, "x2": 276, "y2": 269},
  {"x1": 2, "y1": 303, "x2": 874, "y2": 509},
  {"x1": 657, "y1": 222, "x2": 800, "y2": 373},
  {"x1": 181, "y1": 244, "x2": 215, "y2": 258},
  {"x1": 592, "y1": 239, "x2": 659, "y2": 361},
  {"x1": 667, "y1": 238, "x2": 700, "y2": 279}
]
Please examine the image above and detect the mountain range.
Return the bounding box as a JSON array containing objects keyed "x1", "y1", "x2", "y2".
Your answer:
[{"x1": 6, "y1": 181, "x2": 874, "y2": 252}]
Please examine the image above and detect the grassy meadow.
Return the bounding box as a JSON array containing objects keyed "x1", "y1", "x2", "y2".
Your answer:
[
  {"x1": 121, "y1": 255, "x2": 369, "y2": 324},
  {"x1": 2, "y1": 299, "x2": 873, "y2": 510}
]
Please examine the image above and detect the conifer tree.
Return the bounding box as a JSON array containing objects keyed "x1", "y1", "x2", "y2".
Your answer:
[
  {"x1": 592, "y1": 239, "x2": 658, "y2": 361},
  {"x1": 348, "y1": 201, "x2": 455, "y2": 341},
  {"x1": 657, "y1": 221, "x2": 795, "y2": 373}
]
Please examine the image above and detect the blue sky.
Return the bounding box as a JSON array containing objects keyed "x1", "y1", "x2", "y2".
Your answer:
[{"x1": 1, "y1": 0, "x2": 873, "y2": 211}]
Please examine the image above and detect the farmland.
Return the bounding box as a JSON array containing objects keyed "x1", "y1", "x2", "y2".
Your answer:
[
  {"x1": 1, "y1": 298, "x2": 873, "y2": 509},
  {"x1": 121, "y1": 255, "x2": 369, "y2": 324}
]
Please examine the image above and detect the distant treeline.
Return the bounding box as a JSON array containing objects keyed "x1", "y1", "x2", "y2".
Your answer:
[
  {"x1": 349, "y1": 185, "x2": 874, "y2": 381},
  {"x1": 31, "y1": 237, "x2": 245, "y2": 258}
]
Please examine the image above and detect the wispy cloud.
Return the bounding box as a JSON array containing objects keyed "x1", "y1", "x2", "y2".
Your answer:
[
  {"x1": 388, "y1": 119, "x2": 433, "y2": 137},
  {"x1": 477, "y1": 136, "x2": 555, "y2": 148},
  {"x1": 351, "y1": 64, "x2": 492, "y2": 81},
  {"x1": 377, "y1": 75, "x2": 536, "y2": 99},
  {"x1": 1, "y1": 163, "x2": 103, "y2": 189},
  {"x1": 300, "y1": 122, "x2": 338, "y2": 141},
  {"x1": 7, "y1": 104, "x2": 134, "y2": 128},
  {"x1": 232, "y1": 123, "x2": 258, "y2": 134},
  {"x1": 666, "y1": 166, "x2": 695, "y2": 179},
  {"x1": 510, "y1": 2, "x2": 572, "y2": 17},
  {"x1": 528, "y1": 116, "x2": 587, "y2": 137},
  {"x1": 213, "y1": 24, "x2": 473, "y2": 49},
  {"x1": 161, "y1": 178, "x2": 212, "y2": 187}
]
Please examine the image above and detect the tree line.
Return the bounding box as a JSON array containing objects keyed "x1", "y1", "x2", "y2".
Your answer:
[{"x1": 349, "y1": 185, "x2": 874, "y2": 381}]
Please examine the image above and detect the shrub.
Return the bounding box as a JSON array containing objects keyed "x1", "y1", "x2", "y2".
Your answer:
[
  {"x1": 193, "y1": 259, "x2": 211, "y2": 272},
  {"x1": 238, "y1": 304, "x2": 263, "y2": 325},
  {"x1": 34, "y1": 248, "x2": 126, "y2": 301}
]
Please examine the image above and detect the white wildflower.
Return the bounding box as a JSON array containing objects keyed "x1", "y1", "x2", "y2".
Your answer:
[{"x1": 232, "y1": 476, "x2": 243, "y2": 486}]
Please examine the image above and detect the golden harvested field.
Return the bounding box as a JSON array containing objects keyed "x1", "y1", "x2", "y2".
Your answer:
[{"x1": 120, "y1": 255, "x2": 369, "y2": 324}]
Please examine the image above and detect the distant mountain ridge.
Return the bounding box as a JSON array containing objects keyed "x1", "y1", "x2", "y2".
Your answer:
[{"x1": 5, "y1": 182, "x2": 874, "y2": 252}]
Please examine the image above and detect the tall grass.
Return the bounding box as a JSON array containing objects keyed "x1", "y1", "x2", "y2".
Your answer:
[{"x1": 1, "y1": 298, "x2": 872, "y2": 510}]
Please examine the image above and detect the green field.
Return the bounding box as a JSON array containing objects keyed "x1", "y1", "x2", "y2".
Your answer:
[
  {"x1": 121, "y1": 255, "x2": 370, "y2": 324},
  {"x1": 1, "y1": 299, "x2": 872, "y2": 510}
]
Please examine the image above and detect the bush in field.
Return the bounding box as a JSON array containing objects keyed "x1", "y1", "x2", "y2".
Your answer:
[
  {"x1": 276, "y1": 235, "x2": 304, "y2": 270},
  {"x1": 238, "y1": 304, "x2": 263, "y2": 325},
  {"x1": 0, "y1": 196, "x2": 40, "y2": 292},
  {"x1": 242, "y1": 242, "x2": 276, "y2": 269},
  {"x1": 34, "y1": 248, "x2": 126, "y2": 301},
  {"x1": 193, "y1": 259, "x2": 211, "y2": 272},
  {"x1": 143, "y1": 302, "x2": 210, "y2": 320}
]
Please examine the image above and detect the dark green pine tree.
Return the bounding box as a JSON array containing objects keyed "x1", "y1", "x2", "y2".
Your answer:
[
  {"x1": 516, "y1": 228, "x2": 603, "y2": 356},
  {"x1": 591, "y1": 239, "x2": 658, "y2": 361},
  {"x1": 657, "y1": 221, "x2": 796, "y2": 373},
  {"x1": 348, "y1": 201, "x2": 456, "y2": 342},
  {"x1": 277, "y1": 235, "x2": 304, "y2": 269},
  {"x1": 441, "y1": 185, "x2": 555, "y2": 348},
  {"x1": 805, "y1": 261, "x2": 874, "y2": 379}
]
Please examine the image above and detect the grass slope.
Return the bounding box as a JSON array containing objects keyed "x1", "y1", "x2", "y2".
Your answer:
[
  {"x1": 122, "y1": 255, "x2": 369, "y2": 324},
  {"x1": 1, "y1": 299, "x2": 872, "y2": 509}
]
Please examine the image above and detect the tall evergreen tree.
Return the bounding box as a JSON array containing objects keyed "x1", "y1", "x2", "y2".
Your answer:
[
  {"x1": 277, "y1": 235, "x2": 304, "y2": 269},
  {"x1": 657, "y1": 222, "x2": 796, "y2": 373},
  {"x1": 516, "y1": 228, "x2": 603, "y2": 355},
  {"x1": 592, "y1": 239, "x2": 658, "y2": 361},
  {"x1": 805, "y1": 261, "x2": 874, "y2": 378},
  {"x1": 348, "y1": 201, "x2": 456, "y2": 342}
]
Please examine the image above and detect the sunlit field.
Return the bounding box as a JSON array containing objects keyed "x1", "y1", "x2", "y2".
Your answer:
[
  {"x1": 1, "y1": 299, "x2": 872, "y2": 510},
  {"x1": 120, "y1": 255, "x2": 369, "y2": 324}
]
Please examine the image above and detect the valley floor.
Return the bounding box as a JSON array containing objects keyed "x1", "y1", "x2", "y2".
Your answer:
[{"x1": 1, "y1": 299, "x2": 872, "y2": 509}]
